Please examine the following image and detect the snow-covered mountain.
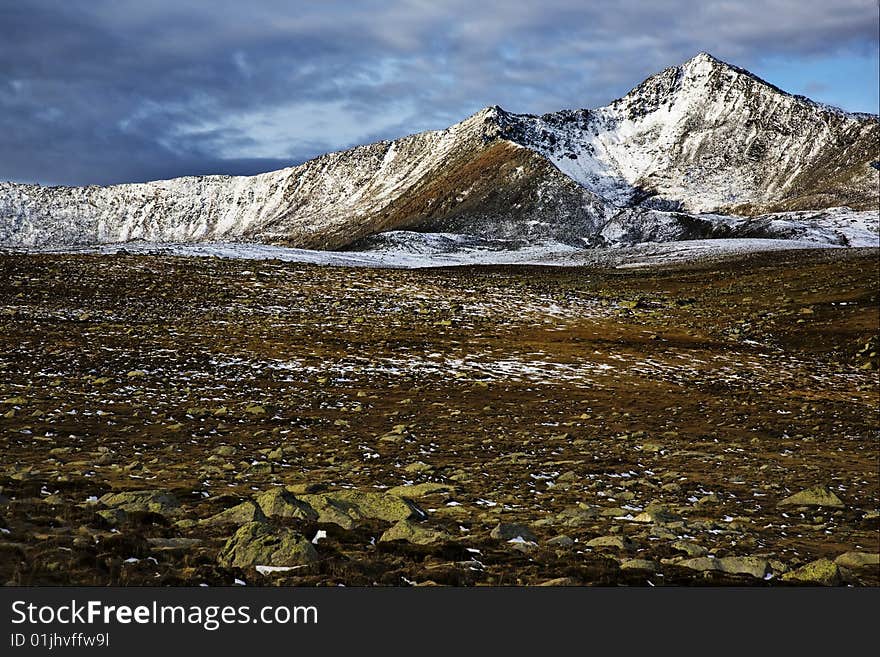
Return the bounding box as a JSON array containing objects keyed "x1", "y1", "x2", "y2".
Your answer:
[{"x1": 1, "y1": 53, "x2": 877, "y2": 250}]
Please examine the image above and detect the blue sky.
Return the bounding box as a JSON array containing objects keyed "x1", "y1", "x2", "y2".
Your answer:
[
  {"x1": 751, "y1": 53, "x2": 879, "y2": 114},
  {"x1": 1, "y1": 0, "x2": 877, "y2": 185}
]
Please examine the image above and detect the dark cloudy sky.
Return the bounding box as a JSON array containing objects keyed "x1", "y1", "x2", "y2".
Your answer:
[{"x1": 2, "y1": 0, "x2": 877, "y2": 186}]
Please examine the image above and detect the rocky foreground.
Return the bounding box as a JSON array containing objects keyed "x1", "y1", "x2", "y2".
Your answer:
[{"x1": 0, "y1": 249, "x2": 877, "y2": 586}]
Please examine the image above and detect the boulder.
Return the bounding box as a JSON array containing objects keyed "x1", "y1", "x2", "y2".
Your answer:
[
  {"x1": 632, "y1": 503, "x2": 681, "y2": 524},
  {"x1": 386, "y1": 482, "x2": 453, "y2": 498},
  {"x1": 781, "y1": 559, "x2": 841, "y2": 586},
  {"x1": 380, "y1": 520, "x2": 450, "y2": 545},
  {"x1": 671, "y1": 541, "x2": 708, "y2": 558},
  {"x1": 716, "y1": 556, "x2": 769, "y2": 579},
  {"x1": 586, "y1": 535, "x2": 635, "y2": 551},
  {"x1": 834, "y1": 552, "x2": 880, "y2": 570},
  {"x1": 99, "y1": 490, "x2": 179, "y2": 515},
  {"x1": 218, "y1": 522, "x2": 318, "y2": 569},
  {"x1": 490, "y1": 522, "x2": 537, "y2": 543},
  {"x1": 299, "y1": 490, "x2": 423, "y2": 529},
  {"x1": 255, "y1": 489, "x2": 318, "y2": 520},
  {"x1": 620, "y1": 559, "x2": 659, "y2": 572},
  {"x1": 202, "y1": 500, "x2": 267, "y2": 526},
  {"x1": 678, "y1": 557, "x2": 720, "y2": 572},
  {"x1": 778, "y1": 486, "x2": 844, "y2": 508}
]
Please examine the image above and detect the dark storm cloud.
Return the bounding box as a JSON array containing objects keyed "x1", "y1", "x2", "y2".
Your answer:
[{"x1": 1, "y1": 0, "x2": 876, "y2": 185}]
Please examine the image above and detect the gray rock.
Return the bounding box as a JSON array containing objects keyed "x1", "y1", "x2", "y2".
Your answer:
[
  {"x1": 490, "y1": 522, "x2": 537, "y2": 542},
  {"x1": 546, "y1": 535, "x2": 575, "y2": 548}
]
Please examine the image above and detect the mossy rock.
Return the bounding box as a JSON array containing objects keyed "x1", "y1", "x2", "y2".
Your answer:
[
  {"x1": 254, "y1": 489, "x2": 318, "y2": 520},
  {"x1": 299, "y1": 490, "x2": 423, "y2": 529},
  {"x1": 218, "y1": 522, "x2": 318, "y2": 568},
  {"x1": 202, "y1": 500, "x2": 267, "y2": 526},
  {"x1": 380, "y1": 519, "x2": 451, "y2": 545},
  {"x1": 778, "y1": 486, "x2": 844, "y2": 508},
  {"x1": 782, "y1": 558, "x2": 841, "y2": 586},
  {"x1": 386, "y1": 482, "x2": 453, "y2": 498}
]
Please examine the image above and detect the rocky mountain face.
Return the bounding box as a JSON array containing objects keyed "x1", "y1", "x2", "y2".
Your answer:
[{"x1": 1, "y1": 53, "x2": 877, "y2": 250}]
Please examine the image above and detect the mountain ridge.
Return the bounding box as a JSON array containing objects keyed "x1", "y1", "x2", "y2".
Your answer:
[{"x1": 1, "y1": 52, "x2": 877, "y2": 250}]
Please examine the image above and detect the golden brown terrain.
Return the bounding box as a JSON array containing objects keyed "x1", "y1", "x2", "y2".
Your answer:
[{"x1": 0, "y1": 248, "x2": 877, "y2": 586}]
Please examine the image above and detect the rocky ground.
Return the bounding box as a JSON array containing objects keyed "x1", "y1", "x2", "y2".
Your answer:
[{"x1": 0, "y1": 248, "x2": 877, "y2": 586}]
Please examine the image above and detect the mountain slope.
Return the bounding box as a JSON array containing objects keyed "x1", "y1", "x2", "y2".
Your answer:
[
  {"x1": 496, "y1": 53, "x2": 878, "y2": 214},
  {"x1": 1, "y1": 53, "x2": 877, "y2": 250}
]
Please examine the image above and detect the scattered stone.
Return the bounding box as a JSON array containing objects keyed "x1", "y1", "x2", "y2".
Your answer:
[
  {"x1": 217, "y1": 522, "x2": 318, "y2": 568},
  {"x1": 778, "y1": 486, "x2": 844, "y2": 508}
]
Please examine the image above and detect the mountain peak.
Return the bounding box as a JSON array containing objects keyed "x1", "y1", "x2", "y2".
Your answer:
[
  {"x1": 683, "y1": 51, "x2": 724, "y2": 66},
  {"x1": 678, "y1": 51, "x2": 740, "y2": 79}
]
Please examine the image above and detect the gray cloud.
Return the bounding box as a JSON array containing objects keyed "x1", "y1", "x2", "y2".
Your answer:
[{"x1": 1, "y1": 0, "x2": 876, "y2": 184}]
